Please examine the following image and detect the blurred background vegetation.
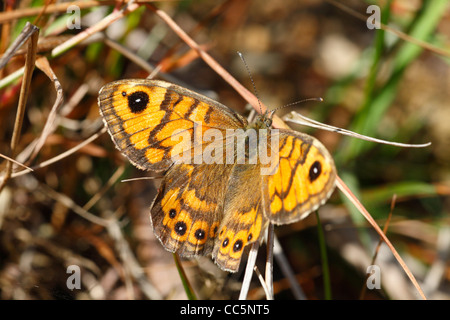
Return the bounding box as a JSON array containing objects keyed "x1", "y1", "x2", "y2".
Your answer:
[{"x1": 0, "y1": 0, "x2": 449, "y2": 300}]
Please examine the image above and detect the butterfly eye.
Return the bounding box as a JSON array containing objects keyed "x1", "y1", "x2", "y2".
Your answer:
[
  {"x1": 309, "y1": 161, "x2": 322, "y2": 182},
  {"x1": 127, "y1": 91, "x2": 149, "y2": 114}
]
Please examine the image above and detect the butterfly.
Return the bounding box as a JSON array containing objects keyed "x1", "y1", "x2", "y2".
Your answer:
[{"x1": 98, "y1": 79, "x2": 336, "y2": 272}]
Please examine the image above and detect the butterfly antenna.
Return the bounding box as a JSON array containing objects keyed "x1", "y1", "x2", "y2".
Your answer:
[
  {"x1": 237, "y1": 51, "x2": 264, "y2": 115},
  {"x1": 273, "y1": 97, "x2": 324, "y2": 114}
]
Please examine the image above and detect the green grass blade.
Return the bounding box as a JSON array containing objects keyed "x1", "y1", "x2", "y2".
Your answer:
[
  {"x1": 173, "y1": 253, "x2": 197, "y2": 300},
  {"x1": 339, "y1": 0, "x2": 448, "y2": 162},
  {"x1": 316, "y1": 211, "x2": 332, "y2": 300},
  {"x1": 361, "y1": 181, "x2": 440, "y2": 208}
]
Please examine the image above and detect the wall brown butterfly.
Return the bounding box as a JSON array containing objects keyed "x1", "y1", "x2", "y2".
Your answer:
[{"x1": 98, "y1": 79, "x2": 336, "y2": 272}]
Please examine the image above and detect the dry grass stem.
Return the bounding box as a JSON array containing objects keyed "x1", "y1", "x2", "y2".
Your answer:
[
  {"x1": 359, "y1": 195, "x2": 396, "y2": 299},
  {"x1": 0, "y1": 23, "x2": 39, "y2": 192},
  {"x1": 148, "y1": 4, "x2": 289, "y2": 130},
  {"x1": 326, "y1": 0, "x2": 450, "y2": 57},
  {"x1": 239, "y1": 241, "x2": 260, "y2": 300},
  {"x1": 7, "y1": 127, "x2": 107, "y2": 181},
  {"x1": 336, "y1": 177, "x2": 427, "y2": 300}
]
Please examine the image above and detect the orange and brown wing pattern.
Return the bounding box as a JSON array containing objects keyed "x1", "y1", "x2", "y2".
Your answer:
[
  {"x1": 262, "y1": 129, "x2": 336, "y2": 225},
  {"x1": 212, "y1": 164, "x2": 268, "y2": 272},
  {"x1": 98, "y1": 79, "x2": 247, "y2": 172},
  {"x1": 150, "y1": 163, "x2": 234, "y2": 257}
]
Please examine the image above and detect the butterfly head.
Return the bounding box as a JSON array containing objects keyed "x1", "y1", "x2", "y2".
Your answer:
[{"x1": 253, "y1": 110, "x2": 275, "y2": 129}]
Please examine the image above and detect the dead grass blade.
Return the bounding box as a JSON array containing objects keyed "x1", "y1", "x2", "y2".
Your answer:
[
  {"x1": 265, "y1": 223, "x2": 274, "y2": 299},
  {"x1": 103, "y1": 36, "x2": 156, "y2": 74},
  {"x1": 8, "y1": 127, "x2": 107, "y2": 181},
  {"x1": 15, "y1": 227, "x2": 102, "y2": 276},
  {"x1": 0, "y1": 22, "x2": 37, "y2": 69},
  {"x1": 326, "y1": 0, "x2": 450, "y2": 58},
  {"x1": 359, "y1": 195, "x2": 396, "y2": 299},
  {"x1": 0, "y1": 153, "x2": 33, "y2": 172},
  {"x1": 107, "y1": 220, "x2": 162, "y2": 300},
  {"x1": 422, "y1": 226, "x2": 450, "y2": 298},
  {"x1": 273, "y1": 235, "x2": 307, "y2": 300},
  {"x1": 253, "y1": 265, "x2": 273, "y2": 300},
  {"x1": 336, "y1": 176, "x2": 426, "y2": 300},
  {"x1": 147, "y1": 4, "x2": 289, "y2": 130},
  {"x1": 83, "y1": 165, "x2": 126, "y2": 211},
  {"x1": 0, "y1": 23, "x2": 39, "y2": 193},
  {"x1": 0, "y1": 1, "x2": 142, "y2": 89},
  {"x1": 38, "y1": 181, "x2": 110, "y2": 227},
  {"x1": 30, "y1": 56, "x2": 64, "y2": 161},
  {"x1": 239, "y1": 241, "x2": 260, "y2": 300},
  {"x1": 51, "y1": 1, "x2": 141, "y2": 58},
  {"x1": 32, "y1": 177, "x2": 162, "y2": 299},
  {"x1": 0, "y1": 1, "x2": 157, "y2": 24}
]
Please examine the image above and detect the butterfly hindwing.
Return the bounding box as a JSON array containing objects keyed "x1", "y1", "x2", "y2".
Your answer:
[
  {"x1": 262, "y1": 129, "x2": 336, "y2": 224},
  {"x1": 150, "y1": 163, "x2": 234, "y2": 257},
  {"x1": 212, "y1": 164, "x2": 268, "y2": 272}
]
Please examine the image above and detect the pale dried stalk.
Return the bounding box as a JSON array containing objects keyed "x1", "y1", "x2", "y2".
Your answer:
[
  {"x1": 0, "y1": 23, "x2": 39, "y2": 192},
  {"x1": 336, "y1": 176, "x2": 426, "y2": 300}
]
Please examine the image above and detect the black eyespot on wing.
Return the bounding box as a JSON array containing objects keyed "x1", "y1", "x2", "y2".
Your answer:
[
  {"x1": 194, "y1": 229, "x2": 206, "y2": 240},
  {"x1": 169, "y1": 209, "x2": 177, "y2": 219},
  {"x1": 174, "y1": 221, "x2": 187, "y2": 236},
  {"x1": 222, "y1": 238, "x2": 229, "y2": 248},
  {"x1": 247, "y1": 233, "x2": 253, "y2": 241},
  {"x1": 309, "y1": 161, "x2": 322, "y2": 182},
  {"x1": 233, "y1": 239, "x2": 243, "y2": 252},
  {"x1": 127, "y1": 91, "x2": 149, "y2": 114}
]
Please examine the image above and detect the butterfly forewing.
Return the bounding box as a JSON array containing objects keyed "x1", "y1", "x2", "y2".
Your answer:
[{"x1": 98, "y1": 79, "x2": 247, "y2": 172}]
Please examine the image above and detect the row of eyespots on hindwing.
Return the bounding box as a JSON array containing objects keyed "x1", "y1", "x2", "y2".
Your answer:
[
  {"x1": 163, "y1": 206, "x2": 221, "y2": 255},
  {"x1": 215, "y1": 206, "x2": 264, "y2": 265}
]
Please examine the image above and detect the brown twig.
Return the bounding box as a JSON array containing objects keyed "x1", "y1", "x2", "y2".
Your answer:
[
  {"x1": 7, "y1": 127, "x2": 107, "y2": 181},
  {"x1": 0, "y1": 0, "x2": 158, "y2": 23},
  {"x1": 31, "y1": 56, "x2": 64, "y2": 162},
  {"x1": 0, "y1": 1, "x2": 142, "y2": 89},
  {"x1": 147, "y1": 3, "x2": 290, "y2": 130},
  {"x1": 0, "y1": 23, "x2": 39, "y2": 193},
  {"x1": 51, "y1": 1, "x2": 141, "y2": 58},
  {"x1": 336, "y1": 177, "x2": 426, "y2": 299},
  {"x1": 359, "y1": 194, "x2": 396, "y2": 299},
  {"x1": 325, "y1": 0, "x2": 450, "y2": 58},
  {"x1": 83, "y1": 165, "x2": 126, "y2": 211},
  {"x1": 0, "y1": 22, "x2": 38, "y2": 69}
]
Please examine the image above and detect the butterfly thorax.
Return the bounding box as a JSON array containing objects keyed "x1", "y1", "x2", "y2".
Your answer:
[{"x1": 248, "y1": 112, "x2": 273, "y2": 130}]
